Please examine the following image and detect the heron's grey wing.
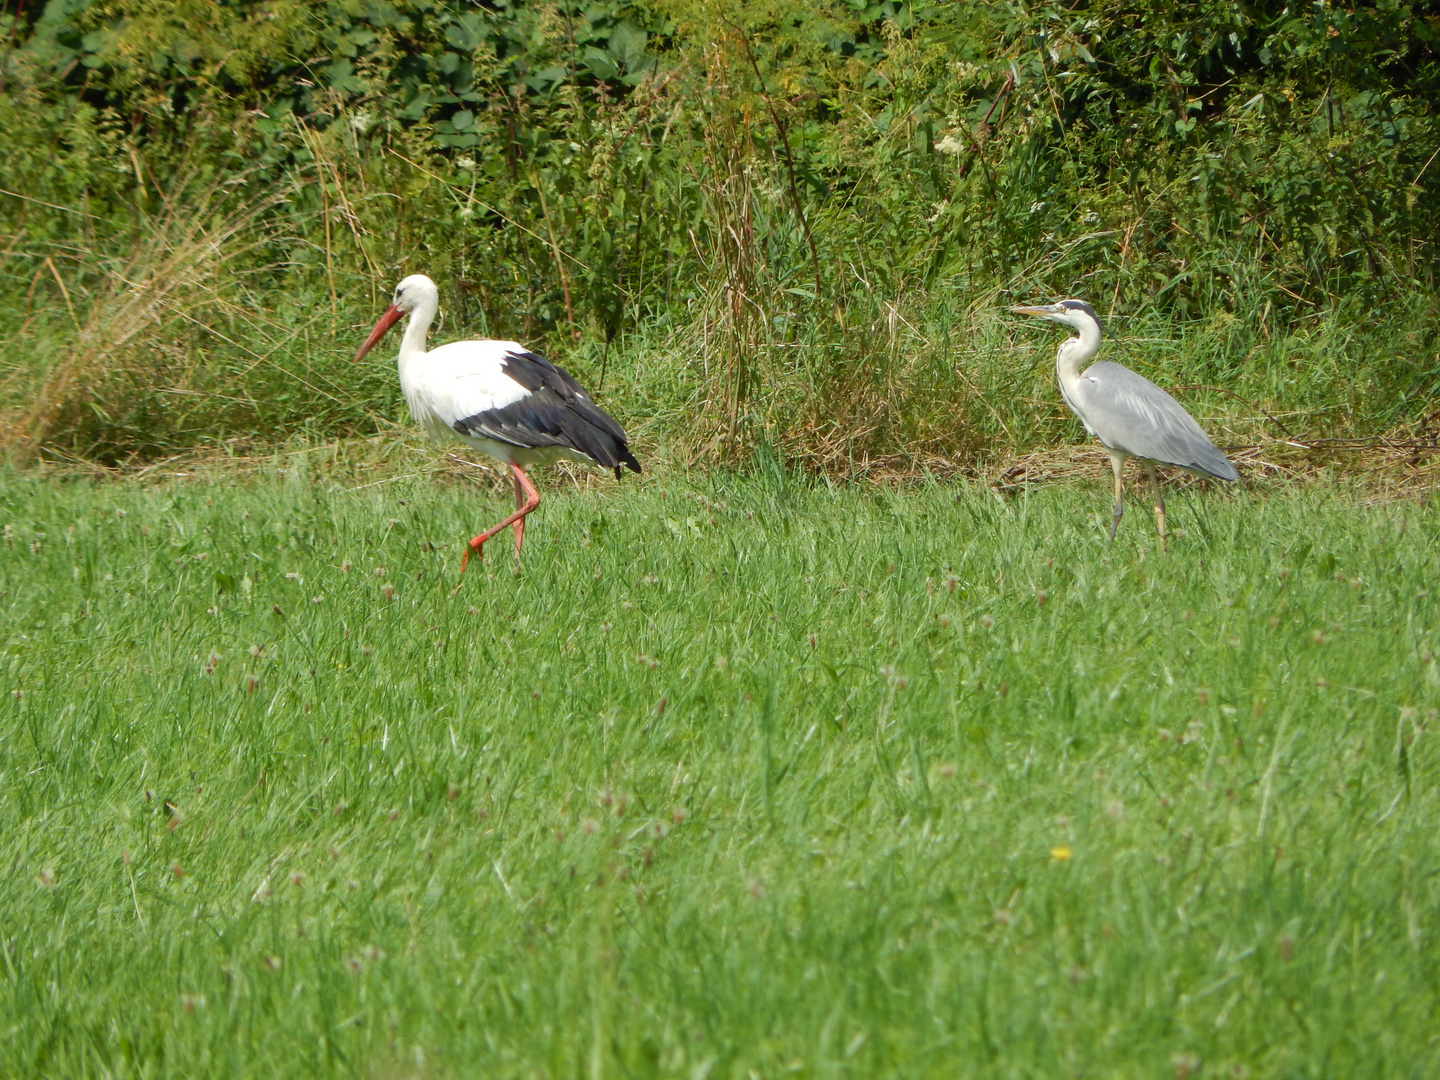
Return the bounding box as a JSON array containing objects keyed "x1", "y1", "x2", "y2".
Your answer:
[{"x1": 1071, "y1": 361, "x2": 1238, "y2": 480}]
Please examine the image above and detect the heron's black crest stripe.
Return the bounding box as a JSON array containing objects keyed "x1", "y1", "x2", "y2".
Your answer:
[
  {"x1": 1058, "y1": 299, "x2": 1104, "y2": 337},
  {"x1": 452, "y1": 350, "x2": 642, "y2": 478}
]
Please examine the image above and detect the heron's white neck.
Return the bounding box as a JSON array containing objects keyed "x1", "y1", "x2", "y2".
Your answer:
[
  {"x1": 1054, "y1": 319, "x2": 1101, "y2": 398},
  {"x1": 398, "y1": 296, "x2": 438, "y2": 371}
]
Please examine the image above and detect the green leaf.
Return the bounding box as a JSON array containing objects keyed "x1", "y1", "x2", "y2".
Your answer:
[
  {"x1": 583, "y1": 45, "x2": 619, "y2": 81},
  {"x1": 445, "y1": 14, "x2": 487, "y2": 52},
  {"x1": 608, "y1": 21, "x2": 647, "y2": 70}
]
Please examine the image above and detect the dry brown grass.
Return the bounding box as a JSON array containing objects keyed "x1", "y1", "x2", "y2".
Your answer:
[
  {"x1": 991, "y1": 432, "x2": 1440, "y2": 505},
  {"x1": 22, "y1": 429, "x2": 1440, "y2": 509},
  {"x1": 0, "y1": 178, "x2": 283, "y2": 462}
]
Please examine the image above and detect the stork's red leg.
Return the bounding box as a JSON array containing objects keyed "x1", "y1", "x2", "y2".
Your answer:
[
  {"x1": 459, "y1": 464, "x2": 541, "y2": 572},
  {"x1": 511, "y1": 470, "x2": 526, "y2": 564}
]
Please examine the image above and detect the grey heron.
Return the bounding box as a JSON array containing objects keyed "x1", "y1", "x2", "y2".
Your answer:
[{"x1": 1011, "y1": 299, "x2": 1238, "y2": 549}]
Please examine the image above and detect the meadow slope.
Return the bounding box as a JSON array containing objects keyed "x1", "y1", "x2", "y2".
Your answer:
[{"x1": 1, "y1": 454, "x2": 1438, "y2": 1079}]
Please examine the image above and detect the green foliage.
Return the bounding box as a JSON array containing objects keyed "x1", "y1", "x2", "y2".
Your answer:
[
  {"x1": 0, "y1": 0, "x2": 1437, "y2": 463},
  {"x1": 1, "y1": 463, "x2": 1438, "y2": 1075}
]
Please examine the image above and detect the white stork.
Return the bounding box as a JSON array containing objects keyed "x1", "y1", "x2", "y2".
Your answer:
[{"x1": 354, "y1": 274, "x2": 641, "y2": 571}]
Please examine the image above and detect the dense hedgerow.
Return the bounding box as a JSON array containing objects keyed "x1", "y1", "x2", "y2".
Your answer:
[{"x1": 0, "y1": 0, "x2": 1437, "y2": 463}]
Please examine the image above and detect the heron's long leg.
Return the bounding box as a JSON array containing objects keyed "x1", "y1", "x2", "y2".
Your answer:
[
  {"x1": 1107, "y1": 452, "x2": 1127, "y2": 542},
  {"x1": 460, "y1": 464, "x2": 541, "y2": 572},
  {"x1": 1145, "y1": 462, "x2": 1167, "y2": 552}
]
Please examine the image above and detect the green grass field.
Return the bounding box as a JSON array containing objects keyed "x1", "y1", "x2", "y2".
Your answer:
[{"x1": 2, "y1": 452, "x2": 1437, "y2": 1079}]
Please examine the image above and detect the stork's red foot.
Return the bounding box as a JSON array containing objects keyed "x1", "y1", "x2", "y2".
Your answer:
[
  {"x1": 460, "y1": 534, "x2": 489, "y2": 573},
  {"x1": 457, "y1": 463, "x2": 541, "y2": 574}
]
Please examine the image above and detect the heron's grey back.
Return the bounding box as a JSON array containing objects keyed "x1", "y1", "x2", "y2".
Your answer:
[{"x1": 1069, "y1": 361, "x2": 1238, "y2": 480}]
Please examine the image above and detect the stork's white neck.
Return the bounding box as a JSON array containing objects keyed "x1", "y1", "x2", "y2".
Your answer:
[
  {"x1": 398, "y1": 295, "x2": 438, "y2": 371},
  {"x1": 1054, "y1": 318, "x2": 1102, "y2": 400}
]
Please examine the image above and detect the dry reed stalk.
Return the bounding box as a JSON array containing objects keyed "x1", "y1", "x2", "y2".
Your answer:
[
  {"x1": 533, "y1": 171, "x2": 579, "y2": 341},
  {"x1": 3, "y1": 178, "x2": 279, "y2": 460},
  {"x1": 692, "y1": 34, "x2": 766, "y2": 462}
]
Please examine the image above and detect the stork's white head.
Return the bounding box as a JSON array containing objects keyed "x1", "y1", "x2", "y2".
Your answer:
[
  {"x1": 391, "y1": 274, "x2": 439, "y2": 314},
  {"x1": 1010, "y1": 299, "x2": 1105, "y2": 337},
  {"x1": 355, "y1": 274, "x2": 441, "y2": 362}
]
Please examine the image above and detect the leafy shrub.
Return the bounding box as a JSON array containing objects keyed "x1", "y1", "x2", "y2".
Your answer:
[{"x1": 1, "y1": 0, "x2": 1436, "y2": 465}]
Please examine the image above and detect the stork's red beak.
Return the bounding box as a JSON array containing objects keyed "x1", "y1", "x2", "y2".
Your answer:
[{"x1": 354, "y1": 305, "x2": 403, "y2": 362}]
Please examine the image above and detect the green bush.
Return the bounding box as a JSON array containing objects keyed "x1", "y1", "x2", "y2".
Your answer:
[{"x1": 1, "y1": 0, "x2": 1436, "y2": 464}]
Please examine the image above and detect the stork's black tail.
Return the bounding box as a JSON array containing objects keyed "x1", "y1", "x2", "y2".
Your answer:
[{"x1": 464, "y1": 349, "x2": 643, "y2": 477}]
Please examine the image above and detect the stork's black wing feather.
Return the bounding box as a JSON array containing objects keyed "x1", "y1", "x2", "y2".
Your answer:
[{"x1": 453, "y1": 350, "x2": 641, "y2": 478}]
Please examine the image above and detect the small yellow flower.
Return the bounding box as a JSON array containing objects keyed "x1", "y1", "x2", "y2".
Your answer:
[{"x1": 1050, "y1": 845, "x2": 1073, "y2": 861}]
